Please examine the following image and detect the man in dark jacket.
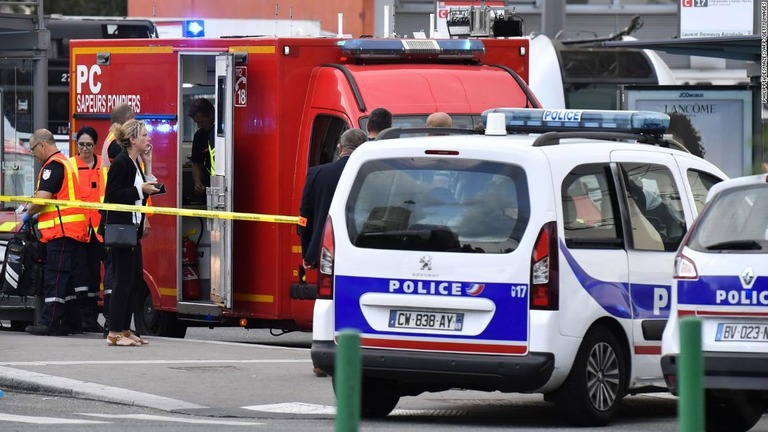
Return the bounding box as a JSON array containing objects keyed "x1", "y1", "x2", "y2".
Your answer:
[{"x1": 299, "y1": 128, "x2": 368, "y2": 269}]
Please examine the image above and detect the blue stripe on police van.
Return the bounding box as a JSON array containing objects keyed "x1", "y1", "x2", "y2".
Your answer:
[
  {"x1": 559, "y1": 242, "x2": 671, "y2": 319},
  {"x1": 678, "y1": 276, "x2": 768, "y2": 307},
  {"x1": 333, "y1": 275, "x2": 528, "y2": 343}
]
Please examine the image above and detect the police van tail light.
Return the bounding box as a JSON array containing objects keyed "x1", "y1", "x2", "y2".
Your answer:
[
  {"x1": 674, "y1": 253, "x2": 698, "y2": 280},
  {"x1": 317, "y1": 216, "x2": 335, "y2": 299},
  {"x1": 531, "y1": 221, "x2": 559, "y2": 310}
]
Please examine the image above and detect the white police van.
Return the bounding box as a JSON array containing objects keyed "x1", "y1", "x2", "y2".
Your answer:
[
  {"x1": 662, "y1": 174, "x2": 768, "y2": 432},
  {"x1": 311, "y1": 108, "x2": 726, "y2": 426}
]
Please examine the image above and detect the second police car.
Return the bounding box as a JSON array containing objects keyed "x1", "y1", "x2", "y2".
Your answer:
[
  {"x1": 310, "y1": 108, "x2": 727, "y2": 426},
  {"x1": 662, "y1": 174, "x2": 768, "y2": 432}
]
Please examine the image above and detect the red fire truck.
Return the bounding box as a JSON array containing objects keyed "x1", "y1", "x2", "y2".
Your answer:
[{"x1": 68, "y1": 36, "x2": 539, "y2": 337}]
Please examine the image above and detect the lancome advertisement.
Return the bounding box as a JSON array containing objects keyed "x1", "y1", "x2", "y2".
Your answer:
[{"x1": 622, "y1": 86, "x2": 753, "y2": 177}]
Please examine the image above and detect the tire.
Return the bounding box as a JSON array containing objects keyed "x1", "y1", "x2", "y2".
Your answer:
[
  {"x1": 360, "y1": 377, "x2": 399, "y2": 418},
  {"x1": 705, "y1": 391, "x2": 766, "y2": 432},
  {"x1": 554, "y1": 326, "x2": 627, "y2": 426},
  {"x1": 331, "y1": 375, "x2": 400, "y2": 418},
  {"x1": 133, "y1": 285, "x2": 187, "y2": 338}
]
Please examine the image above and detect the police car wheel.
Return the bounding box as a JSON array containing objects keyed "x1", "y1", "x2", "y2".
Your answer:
[
  {"x1": 704, "y1": 391, "x2": 766, "y2": 432},
  {"x1": 554, "y1": 326, "x2": 626, "y2": 426},
  {"x1": 359, "y1": 377, "x2": 399, "y2": 418}
]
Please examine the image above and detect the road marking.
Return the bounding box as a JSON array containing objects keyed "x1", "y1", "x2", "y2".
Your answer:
[
  {"x1": 81, "y1": 413, "x2": 264, "y2": 425},
  {"x1": 243, "y1": 402, "x2": 337, "y2": 415},
  {"x1": 0, "y1": 359, "x2": 310, "y2": 367},
  {"x1": 181, "y1": 337, "x2": 309, "y2": 351},
  {"x1": 640, "y1": 392, "x2": 678, "y2": 401},
  {"x1": 241, "y1": 402, "x2": 462, "y2": 417},
  {"x1": 0, "y1": 413, "x2": 109, "y2": 424},
  {"x1": 0, "y1": 366, "x2": 206, "y2": 412}
]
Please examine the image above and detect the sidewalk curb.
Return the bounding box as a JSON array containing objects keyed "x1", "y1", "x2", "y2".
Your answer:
[{"x1": 0, "y1": 366, "x2": 206, "y2": 412}]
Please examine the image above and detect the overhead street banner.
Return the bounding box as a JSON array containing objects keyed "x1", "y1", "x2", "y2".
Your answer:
[{"x1": 679, "y1": 0, "x2": 754, "y2": 38}]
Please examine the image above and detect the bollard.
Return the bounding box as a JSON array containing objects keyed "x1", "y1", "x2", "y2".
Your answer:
[
  {"x1": 336, "y1": 329, "x2": 361, "y2": 432},
  {"x1": 678, "y1": 317, "x2": 704, "y2": 432}
]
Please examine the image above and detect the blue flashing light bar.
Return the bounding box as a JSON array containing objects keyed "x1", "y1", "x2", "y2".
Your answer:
[
  {"x1": 481, "y1": 108, "x2": 670, "y2": 135},
  {"x1": 341, "y1": 38, "x2": 485, "y2": 61},
  {"x1": 183, "y1": 20, "x2": 205, "y2": 38}
]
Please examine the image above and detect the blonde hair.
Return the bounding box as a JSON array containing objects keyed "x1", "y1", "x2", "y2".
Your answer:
[{"x1": 114, "y1": 119, "x2": 146, "y2": 150}]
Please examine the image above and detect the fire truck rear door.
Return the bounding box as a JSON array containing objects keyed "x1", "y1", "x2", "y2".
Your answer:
[{"x1": 209, "y1": 54, "x2": 234, "y2": 309}]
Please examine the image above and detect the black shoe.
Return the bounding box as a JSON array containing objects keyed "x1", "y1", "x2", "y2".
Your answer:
[{"x1": 25, "y1": 325, "x2": 51, "y2": 336}]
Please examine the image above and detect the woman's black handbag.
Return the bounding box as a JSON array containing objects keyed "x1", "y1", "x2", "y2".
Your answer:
[{"x1": 104, "y1": 224, "x2": 137, "y2": 248}]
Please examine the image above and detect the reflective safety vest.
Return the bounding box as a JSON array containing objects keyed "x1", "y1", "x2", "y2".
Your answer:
[
  {"x1": 206, "y1": 130, "x2": 215, "y2": 176},
  {"x1": 37, "y1": 152, "x2": 89, "y2": 243},
  {"x1": 101, "y1": 131, "x2": 116, "y2": 168},
  {"x1": 70, "y1": 155, "x2": 106, "y2": 242}
]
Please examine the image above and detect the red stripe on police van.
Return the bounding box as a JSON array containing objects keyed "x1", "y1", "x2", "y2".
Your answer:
[
  {"x1": 361, "y1": 337, "x2": 527, "y2": 355},
  {"x1": 679, "y1": 309, "x2": 768, "y2": 318},
  {"x1": 634, "y1": 345, "x2": 661, "y2": 355}
]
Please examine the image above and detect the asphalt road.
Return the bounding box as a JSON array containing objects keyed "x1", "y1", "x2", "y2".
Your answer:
[{"x1": 1, "y1": 323, "x2": 768, "y2": 431}]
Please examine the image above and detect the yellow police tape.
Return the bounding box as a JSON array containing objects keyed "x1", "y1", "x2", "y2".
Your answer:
[{"x1": 0, "y1": 195, "x2": 300, "y2": 224}]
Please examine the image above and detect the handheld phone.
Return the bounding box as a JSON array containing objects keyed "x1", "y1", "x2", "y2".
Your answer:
[{"x1": 152, "y1": 183, "x2": 167, "y2": 195}]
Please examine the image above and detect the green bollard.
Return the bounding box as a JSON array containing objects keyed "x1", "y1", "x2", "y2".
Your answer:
[
  {"x1": 678, "y1": 317, "x2": 704, "y2": 432},
  {"x1": 335, "y1": 329, "x2": 361, "y2": 432}
]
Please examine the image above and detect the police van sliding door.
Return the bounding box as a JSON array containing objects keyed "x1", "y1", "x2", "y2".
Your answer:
[
  {"x1": 611, "y1": 151, "x2": 688, "y2": 379},
  {"x1": 209, "y1": 54, "x2": 234, "y2": 309}
]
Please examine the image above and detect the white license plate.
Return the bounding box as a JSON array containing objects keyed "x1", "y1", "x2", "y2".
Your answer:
[
  {"x1": 715, "y1": 323, "x2": 768, "y2": 342},
  {"x1": 388, "y1": 310, "x2": 464, "y2": 331}
]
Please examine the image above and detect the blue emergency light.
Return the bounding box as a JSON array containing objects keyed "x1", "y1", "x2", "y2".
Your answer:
[
  {"x1": 183, "y1": 20, "x2": 205, "y2": 38},
  {"x1": 341, "y1": 38, "x2": 485, "y2": 61},
  {"x1": 481, "y1": 108, "x2": 670, "y2": 135}
]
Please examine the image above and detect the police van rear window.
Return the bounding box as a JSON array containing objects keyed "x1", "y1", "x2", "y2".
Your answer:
[
  {"x1": 346, "y1": 158, "x2": 529, "y2": 254},
  {"x1": 687, "y1": 184, "x2": 768, "y2": 253}
]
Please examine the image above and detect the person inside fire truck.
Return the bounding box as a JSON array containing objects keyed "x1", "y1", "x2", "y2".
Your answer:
[
  {"x1": 71, "y1": 126, "x2": 106, "y2": 333},
  {"x1": 187, "y1": 98, "x2": 216, "y2": 195},
  {"x1": 366, "y1": 107, "x2": 392, "y2": 140}
]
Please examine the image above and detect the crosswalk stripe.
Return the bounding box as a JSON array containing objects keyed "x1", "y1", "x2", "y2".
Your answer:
[
  {"x1": 243, "y1": 402, "x2": 336, "y2": 415},
  {"x1": 81, "y1": 413, "x2": 264, "y2": 425},
  {"x1": 0, "y1": 413, "x2": 109, "y2": 424},
  {"x1": 241, "y1": 402, "x2": 464, "y2": 417}
]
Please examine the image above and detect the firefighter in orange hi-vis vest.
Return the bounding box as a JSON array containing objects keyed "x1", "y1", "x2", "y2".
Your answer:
[
  {"x1": 71, "y1": 126, "x2": 107, "y2": 333},
  {"x1": 23, "y1": 129, "x2": 90, "y2": 336}
]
